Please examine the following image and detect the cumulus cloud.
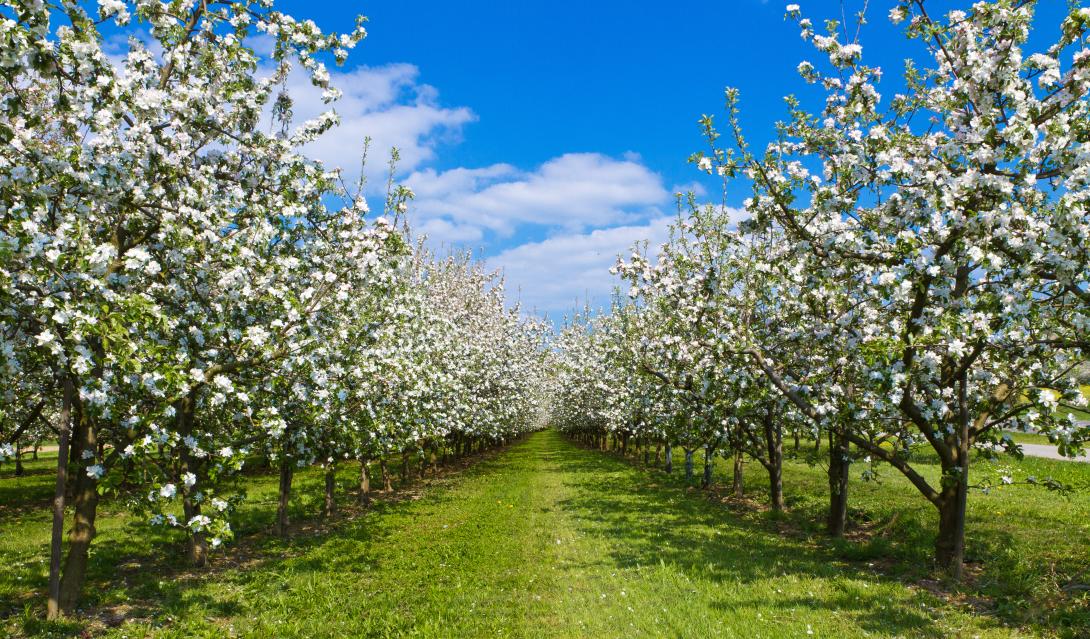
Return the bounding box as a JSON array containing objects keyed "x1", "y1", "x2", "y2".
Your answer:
[
  {"x1": 490, "y1": 205, "x2": 750, "y2": 316},
  {"x1": 403, "y1": 153, "x2": 670, "y2": 244},
  {"x1": 284, "y1": 63, "x2": 475, "y2": 188},
  {"x1": 490, "y1": 218, "x2": 675, "y2": 316}
]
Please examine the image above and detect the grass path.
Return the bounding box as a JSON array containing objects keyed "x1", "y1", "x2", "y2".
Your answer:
[{"x1": 55, "y1": 429, "x2": 1032, "y2": 638}]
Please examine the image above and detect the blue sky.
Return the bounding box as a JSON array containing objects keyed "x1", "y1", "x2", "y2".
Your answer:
[{"x1": 269, "y1": 0, "x2": 1072, "y2": 318}]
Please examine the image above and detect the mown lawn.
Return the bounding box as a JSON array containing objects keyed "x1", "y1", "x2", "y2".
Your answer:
[
  {"x1": 1057, "y1": 385, "x2": 1090, "y2": 422},
  {"x1": 649, "y1": 435, "x2": 1090, "y2": 638},
  {"x1": 1, "y1": 430, "x2": 1087, "y2": 638}
]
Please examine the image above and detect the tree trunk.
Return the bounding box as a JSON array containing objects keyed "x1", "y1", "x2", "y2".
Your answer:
[
  {"x1": 701, "y1": 445, "x2": 714, "y2": 489},
  {"x1": 277, "y1": 457, "x2": 293, "y2": 537},
  {"x1": 14, "y1": 438, "x2": 23, "y2": 476},
  {"x1": 935, "y1": 404, "x2": 970, "y2": 578},
  {"x1": 684, "y1": 449, "x2": 694, "y2": 481},
  {"x1": 763, "y1": 411, "x2": 784, "y2": 512},
  {"x1": 63, "y1": 402, "x2": 82, "y2": 501},
  {"x1": 655, "y1": 443, "x2": 662, "y2": 465},
  {"x1": 664, "y1": 443, "x2": 672, "y2": 473},
  {"x1": 47, "y1": 379, "x2": 74, "y2": 620},
  {"x1": 935, "y1": 479, "x2": 968, "y2": 579},
  {"x1": 732, "y1": 450, "x2": 744, "y2": 498},
  {"x1": 768, "y1": 461, "x2": 784, "y2": 512},
  {"x1": 57, "y1": 412, "x2": 99, "y2": 613},
  {"x1": 175, "y1": 394, "x2": 206, "y2": 566},
  {"x1": 401, "y1": 451, "x2": 410, "y2": 485},
  {"x1": 827, "y1": 429, "x2": 850, "y2": 537},
  {"x1": 381, "y1": 458, "x2": 392, "y2": 492},
  {"x1": 32, "y1": 439, "x2": 40, "y2": 460},
  {"x1": 358, "y1": 458, "x2": 371, "y2": 506},
  {"x1": 793, "y1": 429, "x2": 800, "y2": 453},
  {"x1": 621, "y1": 434, "x2": 628, "y2": 457},
  {"x1": 183, "y1": 497, "x2": 208, "y2": 567},
  {"x1": 324, "y1": 464, "x2": 336, "y2": 518}
]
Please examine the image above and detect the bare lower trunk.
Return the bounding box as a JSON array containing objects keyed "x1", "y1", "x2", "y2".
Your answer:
[
  {"x1": 359, "y1": 458, "x2": 371, "y2": 506},
  {"x1": 277, "y1": 458, "x2": 293, "y2": 537},
  {"x1": 183, "y1": 497, "x2": 208, "y2": 567},
  {"x1": 381, "y1": 458, "x2": 392, "y2": 492},
  {"x1": 684, "y1": 449, "x2": 694, "y2": 481},
  {"x1": 936, "y1": 373, "x2": 972, "y2": 578},
  {"x1": 935, "y1": 452, "x2": 969, "y2": 578},
  {"x1": 15, "y1": 440, "x2": 24, "y2": 476},
  {"x1": 47, "y1": 380, "x2": 74, "y2": 620},
  {"x1": 324, "y1": 464, "x2": 336, "y2": 518},
  {"x1": 57, "y1": 410, "x2": 98, "y2": 613},
  {"x1": 175, "y1": 394, "x2": 206, "y2": 566},
  {"x1": 401, "y1": 451, "x2": 410, "y2": 485},
  {"x1": 764, "y1": 410, "x2": 784, "y2": 512},
  {"x1": 654, "y1": 443, "x2": 662, "y2": 465},
  {"x1": 664, "y1": 443, "x2": 672, "y2": 473},
  {"x1": 732, "y1": 450, "x2": 744, "y2": 499},
  {"x1": 701, "y1": 446, "x2": 713, "y2": 489},
  {"x1": 827, "y1": 429, "x2": 850, "y2": 537}
]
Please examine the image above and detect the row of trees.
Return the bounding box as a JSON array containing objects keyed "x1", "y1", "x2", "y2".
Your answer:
[
  {"x1": 551, "y1": 0, "x2": 1090, "y2": 579},
  {"x1": 0, "y1": 0, "x2": 547, "y2": 617}
]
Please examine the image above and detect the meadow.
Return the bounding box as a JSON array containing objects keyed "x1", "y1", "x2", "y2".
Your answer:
[{"x1": 2, "y1": 430, "x2": 1087, "y2": 638}]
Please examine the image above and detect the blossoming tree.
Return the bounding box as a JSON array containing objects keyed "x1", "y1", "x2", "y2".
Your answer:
[{"x1": 1, "y1": 0, "x2": 548, "y2": 617}]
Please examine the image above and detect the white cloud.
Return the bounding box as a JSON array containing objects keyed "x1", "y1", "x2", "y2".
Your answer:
[
  {"x1": 490, "y1": 205, "x2": 750, "y2": 316},
  {"x1": 489, "y1": 218, "x2": 675, "y2": 316},
  {"x1": 285, "y1": 63, "x2": 475, "y2": 187},
  {"x1": 403, "y1": 153, "x2": 670, "y2": 244},
  {"x1": 670, "y1": 181, "x2": 709, "y2": 198},
  {"x1": 416, "y1": 218, "x2": 485, "y2": 244}
]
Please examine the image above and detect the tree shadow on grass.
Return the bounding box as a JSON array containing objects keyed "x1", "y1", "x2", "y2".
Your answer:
[
  {"x1": 543, "y1": 439, "x2": 1011, "y2": 639},
  {"x1": 2, "y1": 439, "x2": 529, "y2": 637},
  {"x1": 0, "y1": 468, "x2": 55, "y2": 521}
]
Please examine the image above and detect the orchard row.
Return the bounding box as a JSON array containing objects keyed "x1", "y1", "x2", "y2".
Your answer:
[
  {"x1": 0, "y1": 0, "x2": 547, "y2": 616},
  {"x1": 552, "y1": 0, "x2": 1090, "y2": 580}
]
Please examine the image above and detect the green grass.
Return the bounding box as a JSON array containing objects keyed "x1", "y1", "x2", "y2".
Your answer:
[
  {"x1": 1004, "y1": 431, "x2": 1054, "y2": 445},
  {"x1": 2, "y1": 431, "x2": 1088, "y2": 637},
  {"x1": 1057, "y1": 385, "x2": 1090, "y2": 422}
]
